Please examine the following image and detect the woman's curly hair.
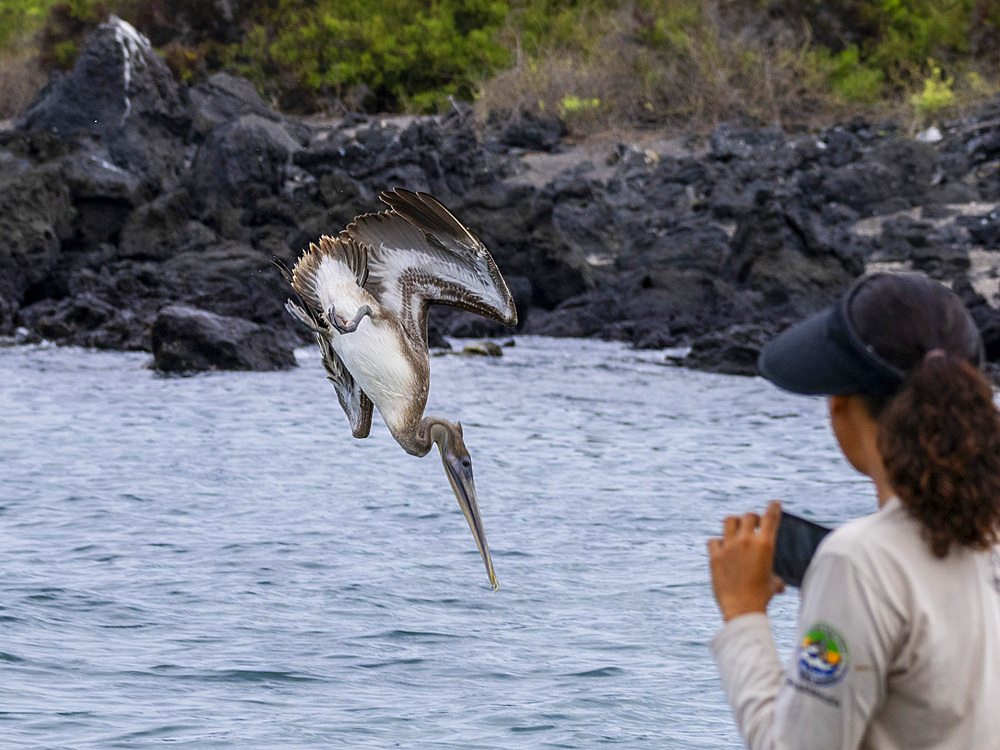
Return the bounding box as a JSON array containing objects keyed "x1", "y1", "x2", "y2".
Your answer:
[
  {"x1": 877, "y1": 354, "x2": 1000, "y2": 557},
  {"x1": 852, "y1": 274, "x2": 1000, "y2": 557}
]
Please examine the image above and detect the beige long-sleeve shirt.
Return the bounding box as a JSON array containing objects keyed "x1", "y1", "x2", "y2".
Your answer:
[{"x1": 712, "y1": 497, "x2": 1000, "y2": 749}]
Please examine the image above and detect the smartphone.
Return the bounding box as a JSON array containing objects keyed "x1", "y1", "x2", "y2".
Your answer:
[{"x1": 773, "y1": 511, "x2": 832, "y2": 587}]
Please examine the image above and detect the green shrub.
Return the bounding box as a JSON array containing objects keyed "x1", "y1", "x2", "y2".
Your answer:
[
  {"x1": 556, "y1": 93, "x2": 601, "y2": 125},
  {"x1": 225, "y1": 0, "x2": 511, "y2": 112},
  {"x1": 0, "y1": 0, "x2": 62, "y2": 48},
  {"x1": 36, "y1": 0, "x2": 109, "y2": 69},
  {"x1": 778, "y1": 0, "x2": 977, "y2": 94},
  {"x1": 822, "y1": 45, "x2": 885, "y2": 104},
  {"x1": 910, "y1": 60, "x2": 955, "y2": 115},
  {"x1": 504, "y1": 0, "x2": 609, "y2": 55}
]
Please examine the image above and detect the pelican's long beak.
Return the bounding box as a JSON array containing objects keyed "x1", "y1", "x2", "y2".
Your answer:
[{"x1": 442, "y1": 454, "x2": 498, "y2": 591}]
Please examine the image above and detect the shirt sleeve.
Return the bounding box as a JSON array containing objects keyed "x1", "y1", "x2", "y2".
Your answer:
[
  {"x1": 773, "y1": 549, "x2": 901, "y2": 749},
  {"x1": 712, "y1": 550, "x2": 903, "y2": 750},
  {"x1": 712, "y1": 613, "x2": 785, "y2": 749}
]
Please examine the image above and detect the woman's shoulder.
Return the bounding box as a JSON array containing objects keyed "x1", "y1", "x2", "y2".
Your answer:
[{"x1": 814, "y1": 498, "x2": 924, "y2": 569}]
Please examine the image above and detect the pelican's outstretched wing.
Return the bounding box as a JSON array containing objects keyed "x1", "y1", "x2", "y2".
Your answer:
[
  {"x1": 284, "y1": 237, "x2": 374, "y2": 439},
  {"x1": 345, "y1": 189, "x2": 517, "y2": 348}
]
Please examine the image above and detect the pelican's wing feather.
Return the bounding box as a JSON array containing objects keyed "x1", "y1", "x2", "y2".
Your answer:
[
  {"x1": 284, "y1": 298, "x2": 372, "y2": 440},
  {"x1": 316, "y1": 332, "x2": 373, "y2": 438},
  {"x1": 345, "y1": 189, "x2": 517, "y2": 348},
  {"x1": 289, "y1": 235, "x2": 368, "y2": 316}
]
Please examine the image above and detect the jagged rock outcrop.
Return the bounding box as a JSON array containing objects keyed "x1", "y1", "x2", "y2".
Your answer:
[
  {"x1": 20, "y1": 15, "x2": 191, "y2": 192},
  {"x1": 3, "y1": 18, "x2": 1000, "y2": 375}
]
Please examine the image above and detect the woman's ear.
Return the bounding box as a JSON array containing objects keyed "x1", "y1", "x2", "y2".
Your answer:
[{"x1": 828, "y1": 394, "x2": 851, "y2": 419}]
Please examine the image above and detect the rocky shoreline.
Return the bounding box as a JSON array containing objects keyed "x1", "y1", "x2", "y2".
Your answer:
[{"x1": 3, "y1": 17, "x2": 1000, "y2": 374}]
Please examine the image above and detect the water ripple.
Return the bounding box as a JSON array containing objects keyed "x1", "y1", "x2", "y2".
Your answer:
[{"x1": 0, "y1": 337, "x2": 873, "y2": 748}]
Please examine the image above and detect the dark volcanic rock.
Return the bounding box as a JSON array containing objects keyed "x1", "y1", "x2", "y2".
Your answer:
[
  {"x1": 8, "y1": 18, "x2": 1000, "y2": 378},
  {"x1": 0, "y1": 295, "x2": 16, "y2": 336},
  {"x1": 710, "y1": 123, "x2": 784, "y2": 161},
  {"x1": 118, "y1": 189, "x2": 193, "y2": 260},
  {"x1": 678, "y1": 323, "x2": 779, "y2": 377},
  {"x1": 150, "y1": 305, "x2": 296, "y2": 372},
  {"x1": 959, "y1": 208, "x2": 1000, "y2": 249},
  {"x1": 188, "y1": 72, "x2": 283, "y2": 137},
  {"x1": 805, "y1": 139, "x2": 939, "y2": 216},
  {"x1": 19, "y1": 15, "x2": 190, "y2": 191},
  {"x1": 955, "y1": 277, "x2": 1000, "y2": 362},
  {"x1": 23, "y1": 293, "x2": 145, "y2": 350},
  {"x1": 0, "y1": 150, "x2": 32, "y2": 177},
  {"x1": 158, "y1": 242, "x2": 295, "y2": 334},
  {"x1": 59, "y1": 151, "x2": 145, "y2": 246},
  {"x1": 726, "y1": 189, "x2": 863, "y2": 313},
  {"x1": 0, "y1": 165, "x2": 74, "y2": 305},
  {"x1": 524, "y1": 267, "x2": 757, "y2": 349},
  {"x1": 493, "y1": 110, "x2": 568, "y2": 152},
  {"x1": 189, "y1": 114, "x2": 301, "y2": 214},
  {"x1": 60, "y1": 151, "x2": 144, "y2": 205}
]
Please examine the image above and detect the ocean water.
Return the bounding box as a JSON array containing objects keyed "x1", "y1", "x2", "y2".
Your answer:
[{"x1": 0, "y1": 337, "x2": 878, "y2": 749}]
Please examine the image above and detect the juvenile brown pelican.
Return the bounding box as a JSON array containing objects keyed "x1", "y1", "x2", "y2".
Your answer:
[{"x1": 284, "y1": 188, "x2": 517, "y2": 590}]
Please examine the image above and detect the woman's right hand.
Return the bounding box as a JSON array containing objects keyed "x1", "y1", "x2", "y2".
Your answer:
[{"x1": 708, "y1": 501, "x2": 786, "y2": 622}]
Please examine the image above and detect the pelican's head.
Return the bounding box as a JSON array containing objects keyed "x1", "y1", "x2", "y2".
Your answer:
[{"x1": 430, "y1": 419, "x2": 498, "y2": 591}]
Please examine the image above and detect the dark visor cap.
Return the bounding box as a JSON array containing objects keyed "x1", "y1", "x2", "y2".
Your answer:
[{"x1": 757, "y1": 282, "x2": 906, "y2": 401}]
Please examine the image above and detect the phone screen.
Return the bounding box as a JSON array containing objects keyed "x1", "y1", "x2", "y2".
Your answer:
[{"x1": 773, "y1": 511, "x2": 832, "y2": 587}]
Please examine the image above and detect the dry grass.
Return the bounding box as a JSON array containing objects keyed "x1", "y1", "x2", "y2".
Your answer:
[
  {"x1": 0, "y1": 46, "x2": 46, "y2": 121},
  {"x1": 475, "y1": 3, "x2": 899, "y2": 137}
]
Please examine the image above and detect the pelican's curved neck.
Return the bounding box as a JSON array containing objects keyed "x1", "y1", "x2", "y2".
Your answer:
[{"x1": 411, "y1": 416, "x2": 453, "y2": 457}]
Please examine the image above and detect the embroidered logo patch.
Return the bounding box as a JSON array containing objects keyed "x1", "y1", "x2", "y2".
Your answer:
[{"x1": 797, "y1": 622, "x2": 849, "y2": 686}]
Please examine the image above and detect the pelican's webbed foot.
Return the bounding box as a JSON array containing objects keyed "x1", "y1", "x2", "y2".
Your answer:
[
  {"x1": 328, "y1": 304, "x2": 372, "y2": 334},
  {"x1": 286, "y1": 299, "x2": 330, "y2": 336}
]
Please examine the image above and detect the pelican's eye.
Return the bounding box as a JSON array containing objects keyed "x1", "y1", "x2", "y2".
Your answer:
[{"x1": 461, "y1": 457, "x2": 472, "y2": 471}]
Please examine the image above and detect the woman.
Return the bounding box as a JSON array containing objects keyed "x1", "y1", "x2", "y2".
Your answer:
[{"x1": 708, "y1": 272, "x2": 1000, "y2": 749}]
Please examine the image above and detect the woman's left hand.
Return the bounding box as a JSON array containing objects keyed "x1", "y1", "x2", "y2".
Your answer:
[{"x1": 708, "y1": 500, "x2": 786, "y2": 622}]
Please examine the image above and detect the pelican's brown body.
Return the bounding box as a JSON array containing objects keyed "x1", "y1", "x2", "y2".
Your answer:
[{"x1": 284, "y1": 189, "x2": 517, "y2": 590}]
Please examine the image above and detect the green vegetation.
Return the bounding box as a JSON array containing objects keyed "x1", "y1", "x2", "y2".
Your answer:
[
  {"x1": 224, "y1": 0, "x2": 510, "y2": 112},
  {"x1": 910, "y1": 61, "x2": 956, "y2": 115},
  {"x1": 2, "y1": 0, "x2": 1000, "y2": 128},
  {"x1": 0, "y1": 0, "x2": 59, "y2": 117},
  {"x1": 0, "y1": 0, "x2": 58, "y2": 48},
  {"x1": 791, "y1": 0, "x2": 994, "y2": 104},
  {"x1": 824, "y1": 46, "x2": 886, "y2": 104},
  {"x1": 481, "y1": 0, "x2": 1000, "y2": 129}
]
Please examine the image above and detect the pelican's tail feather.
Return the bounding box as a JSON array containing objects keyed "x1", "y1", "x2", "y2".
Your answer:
[{"x1": 290, "y1": 235, "x2": 369, "y2": 311}]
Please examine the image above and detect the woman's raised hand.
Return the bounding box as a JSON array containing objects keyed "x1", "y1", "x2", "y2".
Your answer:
[{"x1": 708, "y1": 501, "x2": 786, "y2": 622}]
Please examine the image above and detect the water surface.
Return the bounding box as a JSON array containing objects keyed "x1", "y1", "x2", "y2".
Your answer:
[{"x1": 0, "y1": 337, "x2": 876, "y2": 748}]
